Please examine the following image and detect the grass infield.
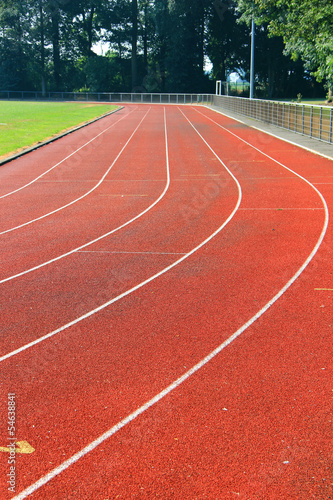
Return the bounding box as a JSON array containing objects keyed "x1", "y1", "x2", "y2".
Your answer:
[{"x1": 0, "y1": 101, "x2": 118, "y2": 159}]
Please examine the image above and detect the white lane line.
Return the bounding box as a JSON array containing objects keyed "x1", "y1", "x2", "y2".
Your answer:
[
  {"x1": 193, "y1": 106, "x2": 330, "y2": 217},
  {"x1": 205, "y1": 106, "x2": 333, "y2": 162},
  {"x1": 98, "y1": 194, "x2": 149, "y2": 197},
  {"x1": 36, "y1": 180, "x2": 99, "y2": 183},
  {"x1": 36, "y1": 179, "x2": 166, "y2": 183},
  {"x1": 0, "y1": 109, "x2": 169, "y2": 285},
  {"x1": 0, "y1": 108, "x2": 135, "y2": 201},
  {"x1": 179, "y1": 174, "x2": 222, "y2": 177},
  {"x1": 194, "y1": 106, "x2": 332, "y2": 197},
  {"x1": 12, "y1": 108, "x2": 330, "y2": 500},
  {"x1": 77, "y1": 251, "x2": 187, "y2": 255},
  {"x1": 238, "y1": 207, "x2": 324, "y2": 211},
  {"x1": 0, "y1": 108, "x2": 242, "y2": 362},
  {"x1": 100, "y1": 179, "x2": 166, "y2": 183},
  {"x1": 0, "y1": 109, "x2": 147, "y2": 236}
]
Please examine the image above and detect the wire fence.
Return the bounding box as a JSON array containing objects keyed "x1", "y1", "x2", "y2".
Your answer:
[
  {"x1": 0, "y1": 90, "x2": 213, "y2": 106},
  {"x1": 213, "y1": 95, "x2": 333, "y2": 144},
  {"x1": 1, "y1": 90, "x2": 332, "y2": 144}
]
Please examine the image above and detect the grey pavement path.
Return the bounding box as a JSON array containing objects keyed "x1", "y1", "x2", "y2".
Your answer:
[{"x1": 208, "y1": 104, "x2": 333, "y2": 161}]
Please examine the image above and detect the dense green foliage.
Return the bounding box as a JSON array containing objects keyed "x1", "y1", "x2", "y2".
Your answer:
[
  {"x1": 238, "y1": 0, "x2": 333, "y2": 93},
  {"x1": 0, "y1": 0, "x2": 329, "y2": 97}
]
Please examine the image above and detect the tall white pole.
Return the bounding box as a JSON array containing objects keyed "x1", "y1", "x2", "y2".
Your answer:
[{"x1": 250, "y1": 16, "x2": 255, "y2": 99}]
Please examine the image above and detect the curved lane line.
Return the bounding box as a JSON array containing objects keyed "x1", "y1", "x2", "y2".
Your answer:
[
  {"x1": 0, "y1": 108, "x2": 145, "y2": 235},
  {"x1": 193, "y1": 106, "x2": 330, "y2": 209},
  {"x1": 0, "y1": 107, "x2": 136, "y2": 201},
  {"x1": 12, "y1": 108, "x2": 329, "y2": 500},
  {"x1": 1, "y1": 107, "x2": 242, "y2": 360},
  {"x1": 0, "y1": 108, "x2": 168, "y2": 285}
]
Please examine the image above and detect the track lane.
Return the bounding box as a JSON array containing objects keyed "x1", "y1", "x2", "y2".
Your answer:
[
  {"x1": 0, "y1": 107, "x2": 135, "y2": 199},
  {"x1": 0, "y1": 105, "x2": 330, "y2": 499},
  {"x1": 59, "y1": 191, "x2": 329, "y2": 500},
  {"x1": 54, "y1": 252, "x2": 331, "y2": 500},
  {"x1": 0, "y1": 106, "x2": 169, "y2": 354},
  {"x1": 195, "y1": 105, "x2": 333, "y2": 179},
  {"x1": 0, "y1": 106, "x2": 239, "y2": 357},
  {"x1": 0, "y1": 109, "x2": 147, "y2": 236},
  {"x1": 0, "y1": 106, "x2": 148, "y2": 234},
  {"x1": 0, "y1": 106, "x2": 243, "y2": 496},
  {"x1": 25, "y1": 119, "x2": 330, "y2": 499},
  {"x1": 0, "y1": 107, "x2": 170, "y2": 281}
]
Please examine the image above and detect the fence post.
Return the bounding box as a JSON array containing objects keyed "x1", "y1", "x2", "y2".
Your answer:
[
  {"x1": 288, "y1": 104, "x2": 290, "y2": 129},
  {"x1": 276, "y1": 102, "x2": 278, "y2": 125},
  {"x1": 319, "y1": 107, "x2": 322, "y2": 140},
  {"x1": 302, "y1": 105, "x2": 305, "y2": 135},
  {"x1": 310, "y1": 106, "x2": 313, "y2": 137},
  {"x1": 330, "y1": 108, "x2": 333, "y2": 143}
]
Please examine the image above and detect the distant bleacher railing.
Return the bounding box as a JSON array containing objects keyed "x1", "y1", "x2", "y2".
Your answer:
[{"x1": 213, "y1": 95, "x2": 333, "y2": 144}]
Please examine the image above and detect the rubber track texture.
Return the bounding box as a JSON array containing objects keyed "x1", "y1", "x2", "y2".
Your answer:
[{"x1": 0, "y1": 105, "x2": 332, "y2": 500}]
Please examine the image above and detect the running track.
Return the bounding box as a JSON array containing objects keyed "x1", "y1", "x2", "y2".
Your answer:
[{"x1": 0, "y1": 105, "x2": 332, "y2": 499}]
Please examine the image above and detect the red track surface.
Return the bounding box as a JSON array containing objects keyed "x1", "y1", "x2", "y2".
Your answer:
[{"x1": 0, "y1": 105, "x2": 332, "y2": 499}]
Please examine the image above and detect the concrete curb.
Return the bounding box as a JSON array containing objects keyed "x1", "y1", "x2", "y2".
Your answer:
[{"x1": 0, "y1": 106, "x2": 124, "y2": 167}]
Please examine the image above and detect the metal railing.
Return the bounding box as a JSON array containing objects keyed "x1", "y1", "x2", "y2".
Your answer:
[
  {"x1": 0, "y1": 90, "x2": 213, "y2": 106},
  {"x1": 213, "y1": 95, "x2": 333, "y2": 144},
  {"x1": 1, "y1": 90, "x2": 332, "y2": 144}
]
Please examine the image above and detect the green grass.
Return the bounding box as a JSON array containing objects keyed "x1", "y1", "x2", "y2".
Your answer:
[
  {"x1": 0, "y1": 101, "x2": 118, "y2": 158},
  {"x1": 278, "y1": 97, "x2": 328, "y2": 105}
]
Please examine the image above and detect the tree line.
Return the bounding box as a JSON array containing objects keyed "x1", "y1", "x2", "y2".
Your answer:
[{"x1": 0, "y1": 0, "x2": 331, "y2": 98}]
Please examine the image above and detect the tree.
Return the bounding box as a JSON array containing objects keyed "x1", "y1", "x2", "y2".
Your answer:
[
  {"x1": 46, "y1": 0, "x2": 61, "y2": 89},
  {"x1": 131, "y1": 0, "x2": 138, "y2": 89},
  {"x1": 0, "y1": 0, "x2": 36, "y2": 90},
  {"x1": 152, "y1": 0, "x2": 169, "y2": 91},
  {"x1": 206, "y1": 0, "x2": 250, "y2": 83},
  {"x1": 237, "y1": 0, "x2": 333, "y2": 93},
  {"x1": 251, "y1": 25, "x2": 320, "y2": 99},
  {"x1": 163, "y1": 0, "x2": 212, "y2": 92}
]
